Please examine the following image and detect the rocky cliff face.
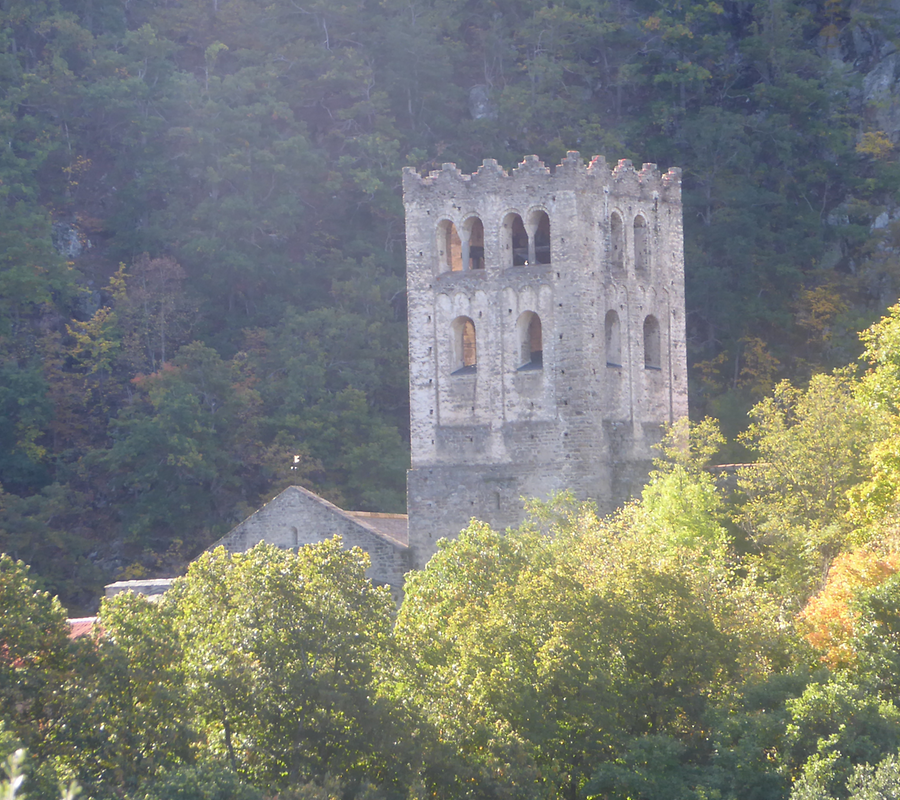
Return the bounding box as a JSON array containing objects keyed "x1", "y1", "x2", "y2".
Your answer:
[
  {"x1": 863, "y1": 51, "x2": 900, "y2": 141},
  {"x1": 827, "y1": 7, "x2": 900, "y2": 141}
]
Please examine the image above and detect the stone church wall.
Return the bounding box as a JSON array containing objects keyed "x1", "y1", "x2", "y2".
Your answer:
[{"x1": 209, "y1": 486, "x2": 409, "y2": 591}]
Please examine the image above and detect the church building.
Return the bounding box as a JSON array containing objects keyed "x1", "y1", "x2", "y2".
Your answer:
[{"x1": 105, "y1": 152, "x2": 688, "y2": 603}]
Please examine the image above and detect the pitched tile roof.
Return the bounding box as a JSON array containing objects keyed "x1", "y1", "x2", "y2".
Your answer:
[
  {"x1": 67, "y1": 617, "x2": 98, "y2": 639},
  {"x1": 345, "y1": 511, "x2": 409, "y2": 547}
]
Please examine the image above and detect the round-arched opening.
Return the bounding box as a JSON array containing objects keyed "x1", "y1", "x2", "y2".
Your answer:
[
  {"x1": 464, "y1": 217, "x2": 485, "y2": 270},
  {"x1": 634, "y1": 215, "x2": 649, "y2": 280},
  {"x1": 643, "y1": 314, "x2": 661, "y2": 370},
  {"x1": 451, "y1": 316, "x2": 477, "y2": 374},
  {"x1": 532, "y1": 210, "x2": 551, "y2": 264},
  {"x1": 605, "y1": 310, "x2": 621, "y2": 367},
  {"x1": 438, "y1": 219, "x2": 463, "y2": 272},
  {"x1": 503, "y1": 212, "x2": 529, "y2": 267},
  {"x1": 516, "y1": 312, "x2": 543, "y2": 370},
  {"x1": 610, "y1": 212, "x2": 625, "y2": 277}
]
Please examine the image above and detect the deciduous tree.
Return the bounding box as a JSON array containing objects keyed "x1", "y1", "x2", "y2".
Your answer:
[
  {"x1": 393, "y1": 504, "x2": 738, "y2": 800},
  {"x1": 166, "y1": 540, "x2": 398, "y2": 791},
  {"x1": 737, "y1": 372, "x2": 879, "y2": 602}
]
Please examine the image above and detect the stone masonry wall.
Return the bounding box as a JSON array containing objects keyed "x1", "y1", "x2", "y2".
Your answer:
[
  {"x1": 404, "y1": 152, "x2": 688, "y2": 569},
  {"x1": 209, "y1": 486, "x2": 410, "y2": 590}
]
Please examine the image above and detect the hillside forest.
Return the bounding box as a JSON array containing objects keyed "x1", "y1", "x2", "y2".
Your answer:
[{"x1": 6, "y1": 0, "x2": 900, "y2": 609}]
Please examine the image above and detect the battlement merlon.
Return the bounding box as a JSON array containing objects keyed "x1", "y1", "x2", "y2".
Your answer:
[{"x1": 401, "y1": 152, "x2": 682, "y2": 203}]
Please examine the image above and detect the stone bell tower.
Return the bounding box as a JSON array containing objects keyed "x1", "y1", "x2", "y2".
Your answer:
[{"x1": 403, "y1": 151, "x2": 688, "y2": 568}]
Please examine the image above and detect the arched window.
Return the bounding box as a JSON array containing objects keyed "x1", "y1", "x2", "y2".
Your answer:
[
  {"x1": 504, "y1": 213, "x2": 528, "y2": 266},
  {"x1": 644, "y1": 315, "x2": 661, "y2": 370},
  {"x1": 290, "y1": 526, "x2": 299, "y2": 548},
  {"x1": 517, "y1": 312, "x2": 543, "y2": 370},
  {"x1": 610, "y1": 212, "x2": 624, "y2": 277},
  {"x1": 605, "y1": 310, "x2": 621, "y2": 367},
  {"x1": 465, "y1": 217, "x2": 485, "y2": 270},
  {"x1": 451, "y1": 316, "x2": 477, "y2": 374},
  {"x1": 532, "y1": 210, "x2": 551, "y2": 264},
  {"x1": 438, "y1": 220, "x2": 463, "y2": 272},
  {"x1": 634, "y1": 215, "x2": 649, "y2": 280}
]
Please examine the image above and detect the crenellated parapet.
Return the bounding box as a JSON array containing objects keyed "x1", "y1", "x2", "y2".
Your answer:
[{"x1": 402, "y1": 151, "x2": 682, "y2": 202}]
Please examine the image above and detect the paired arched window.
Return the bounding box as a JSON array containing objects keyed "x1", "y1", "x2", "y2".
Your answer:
[
  {"x1": 451, "y1": 316, "x2": 477, "y2": 374},
  {"x1": 517, "y1": 312, "x2": 543, "y2": 370},
  {"x1": 499, "y1": 211, "x2": 551, "y2": 267},
  {"x1": 610, "y1": 212, "x2": 625, "y2": 277},
  {"x1": 438, "y1": 211, "x2": 554, "y2": 270},
  {"x1": 634, "y1": 215, "x2": 649, "y2": 280},
  {"x1": 605, "y1": 310, "x2": 621, "y2": 367},
  {"x1": 438, "y1": 218, "x2": 485, "y2": 272},
  {"x1": 643, "y1": 315, "x2": 661, "y2": 370}
]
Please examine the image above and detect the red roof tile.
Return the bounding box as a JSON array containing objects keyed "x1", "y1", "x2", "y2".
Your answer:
[{"x1": 67, "y1": 617, "x2": 98, "y2": 639}]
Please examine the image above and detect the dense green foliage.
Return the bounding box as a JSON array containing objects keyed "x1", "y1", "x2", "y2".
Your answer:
[
  {"x1": 167, "y1": 540, "x2": 396, "y2": 789},
  {"x1": 3, "y1": 0, "x2": 900, "y2": 608}
]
